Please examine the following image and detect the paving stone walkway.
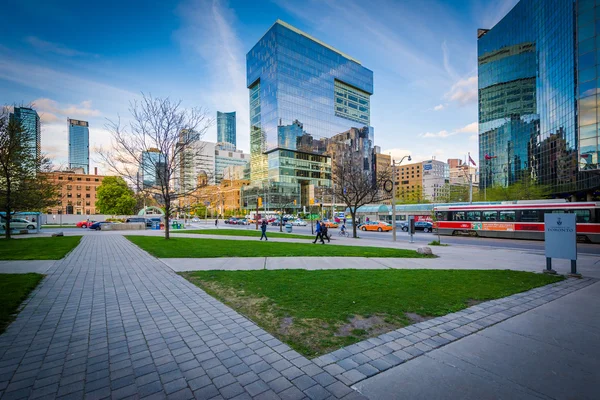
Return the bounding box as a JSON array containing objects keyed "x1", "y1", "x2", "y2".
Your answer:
[
  {"x1": 0, "y1": 235, "x2": 594, "y2": 400},
  {"x1": 0, "y1": 236, "x2": 363, "y2": 400}
]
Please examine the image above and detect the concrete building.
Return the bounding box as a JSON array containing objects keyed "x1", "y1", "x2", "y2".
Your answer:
[
  {"x1": 448, "y1": 159, "x2": 479, "y2": 186},
  {"x1": 422, "y1": 159, "x2": 450, "y2": 201},
  {"x1": 394, "y1": 161, "x2": 423, "y2": 202},
  {"x1": 42, "y1": 167, "x2": 104, "y2": 215}
]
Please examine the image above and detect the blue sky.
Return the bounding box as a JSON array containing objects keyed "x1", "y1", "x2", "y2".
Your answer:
[{"x1": 0, "y1": 0, "x2": 518, "y2": 173}]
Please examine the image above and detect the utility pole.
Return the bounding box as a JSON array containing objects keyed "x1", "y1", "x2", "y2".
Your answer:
[{"x1": 392, "y1": 159, "x2": 397, "y2": 242}]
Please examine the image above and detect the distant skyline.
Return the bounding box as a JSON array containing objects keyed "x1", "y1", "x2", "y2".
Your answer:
[{"x1": 0, "y1": 0, "x2": 519, "y2": 173}]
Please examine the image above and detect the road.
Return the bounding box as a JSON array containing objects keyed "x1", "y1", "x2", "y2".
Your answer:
[{"x1": 41, "y1": 222, "x2": 600, "y2": 256}]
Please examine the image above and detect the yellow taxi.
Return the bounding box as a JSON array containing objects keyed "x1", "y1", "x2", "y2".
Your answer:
[
  {"x1": 359, "y1": 221, "x2": 393, "y2": 232},
  {"x1": 322, "y1": 220, "x2": 338, "y2": 228}
]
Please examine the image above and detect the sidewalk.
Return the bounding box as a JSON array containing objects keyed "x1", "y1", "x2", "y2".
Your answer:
[{"x1": 353, "y1": 280, "x2": 600, "y2": 400}]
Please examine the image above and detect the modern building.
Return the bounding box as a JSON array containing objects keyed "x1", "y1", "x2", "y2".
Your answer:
[
  {"x1": 245, "y1": 20, "x2": 374, "y2": 208},
  {"x1": 217, "y1": 111, "x2": 236, "y2": 149},
  {"x1": 422, "y1": 159, "x2": 450, "y2": 201},
  {"x1": 179, "y1": 140, "x2": 250, "y2": 191},
  {"x1": 68, "y1": 119, "x2": 89, "y2": 174},
  {"x1": 42, "y1": 167, "x2": 104, "y2": 215},
  {"x1": 394, "y1": 161, "x2": 423, "y2": 202},
  {"x1": 478, "y1": 0, "x2": 600, "y2": 199},
  {"x1": 139, "y1": 149, "x2": 166, "y2": 189},
  {"x1": 222, "y1": 164, "x2": 250, "y2": 181},
  {"x1": 448, "y1": 159, "x2": 479, "y2": 186},
  {"x1": 10, "y1": 107, "x2": 40, "y2": 164}
]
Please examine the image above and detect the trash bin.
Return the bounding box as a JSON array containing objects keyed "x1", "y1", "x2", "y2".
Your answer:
[
  {"x1": 285, "y1": 223, "x2": 292, "y2": 233},
  {"x1": 153, "y1": 222, "x2": 160, "y2": 230}
]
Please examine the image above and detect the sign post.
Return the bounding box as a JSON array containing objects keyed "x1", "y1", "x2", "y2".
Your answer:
[
  {"x1": 408, "y1": 215, "x2": 415, "y2": 243},
  {"x1": 544, "y1": 213, "x2": 578, "y2": 277}
]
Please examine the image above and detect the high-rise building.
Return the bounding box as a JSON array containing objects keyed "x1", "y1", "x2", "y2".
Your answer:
[
  {"x1": 478, "y1": 0, "x2": 600, "y2": 198},
  {"x1": 68, "y1": 119, "x2": 90, "y2": 174},
  {"x1": 139, "y1": 149, "x2": 166, "y2": 189},
  {"x1": 245, "y1": 20, "x2": 374, "y2": 207},
  {"x1": 10, "y1": 107, "x2": 40, "y2": 163},
  {"x1": 217, "y1": 111, "x2": 236, "y2": 149}
]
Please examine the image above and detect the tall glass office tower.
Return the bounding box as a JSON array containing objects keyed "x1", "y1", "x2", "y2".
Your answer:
[
  {"x1": 10, "y1": 107, "x2": 41, "y2": 163},
  {"x1": 68, "y1": 119, "x2": 89, "y2": 174},
  {"x1": 478, "y1": 0, "x2": 600, "y2": 198},
  {"x1": 217, "y1": 111, "x2": 236, "y2": 149},
  {"x1": 245, "y1": 20, "x2": 374, "y2": 207}
]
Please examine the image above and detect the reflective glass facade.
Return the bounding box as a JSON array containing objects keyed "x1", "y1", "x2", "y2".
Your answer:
[
  {"x1": 140, "y1": 150, "x2": 166, "y2": 188},
  {"x1": 217, "y1": 111, "x2": 236, "y2": 149},
  {"x1": 10, "y1": 107, "x2": 40, "y2": 163},
  {"x1": 478, "y1": 0, "x2": 600, "y2": 197},
  {"x1": 246, "y1": 20, "x2": 374, "y2": 206},
  {"x1": 68, "y1": 119, "x2": 89, "y2": 174}
]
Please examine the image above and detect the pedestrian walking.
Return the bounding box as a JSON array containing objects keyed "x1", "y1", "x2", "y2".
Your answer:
[
  {"x1": 215, "y1": 218, "x2": 218, "y2": 228},
  {"x1": 322, "y1": 223, "x2": 330, "y2": 243},
  {"x1": 313, "y1": 220, "x2": 325, "y2": 244},
  {"x1": 260, "y1": 220, "x2": 268, "y2": 241}
]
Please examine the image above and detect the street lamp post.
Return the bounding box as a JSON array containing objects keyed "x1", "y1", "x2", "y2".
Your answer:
[{"x1": 391, "y1": 155, "x2": 412, "y2": 242}]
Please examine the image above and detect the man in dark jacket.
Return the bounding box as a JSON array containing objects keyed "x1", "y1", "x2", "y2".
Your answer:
[
  {"x1": 321, "y1": 223, "x2": 330, "y2": 243},
  {"x1": 260, "y1": 220, "x2": 268, "y2": 240},
  {"x1": 313, "y1": 220, "x2": 325, "y2": 244}
]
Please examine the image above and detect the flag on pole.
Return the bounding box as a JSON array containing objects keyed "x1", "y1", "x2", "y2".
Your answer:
[
  {"x1": 468, "y1": 153, "x2": 476, "y2": 166},
  {"x1": 484, "y1": 153, "x2": 497, "y2": 160}
]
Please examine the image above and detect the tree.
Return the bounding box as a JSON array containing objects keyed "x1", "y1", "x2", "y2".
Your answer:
[
  {"x1": 477, "y1": 176, "x2": 552, "y2": 201},
  {"x1": 96, "y1": 176, "x2": 137, "y2": 215},
  {"x1": 98, "y1": 94, "x2": 212, "y2": 239},
  {"x1": 0, "y1": 107, "x2": 59, "y2": 239},
  {"x1": 328, "y1": 152, "x2": 391, "y2": 238}
]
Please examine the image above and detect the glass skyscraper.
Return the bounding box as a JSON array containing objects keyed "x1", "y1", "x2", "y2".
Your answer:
[
  {"x1": 140, "y1": 149, "x2": 166, "y2": 189},
  {"x1": 245, "y1": 20, "x2": 374, "y2": 207},
  {"x1": 478, "y1": 0, "x2": 600, "y2": 198},
  {"x1": 217, "y1": 111, "x2": 236, "y2": 149},
  {"x1": 10, "y1": 107, "x2": 40, "y2": 163},
  {"x1": 68, "y1": 119, "x2": 89, "y2": 174}
]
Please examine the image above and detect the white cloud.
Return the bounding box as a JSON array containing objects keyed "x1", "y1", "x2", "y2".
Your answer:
[
  {"x1": 445, "y1": 75, "x2": 478, "y2": 105},
  {"x1": 422, "y1": 130, "x2": 451, "y2": 138},
  {"x1": 456, "y1": 122, "x2": 478, "y2": 134},
  {"x1": 433, "y1": 104, "x2": 445, "y2": 111},
  {"x1": 24, "y1": 36, "x2": 96, "y2": 58},
  {"x1": 33, "y1": 98, "x2": 101, "y2": 119},
  {"x1": 419, "y1": 121, "x2": 477, "y2": 139},
  {"x1": 175, "y1": 0, "x2": 249, "y2": 151},
  {"x1": 469, "y1": 134, "x2": 478, "y2": 141}
]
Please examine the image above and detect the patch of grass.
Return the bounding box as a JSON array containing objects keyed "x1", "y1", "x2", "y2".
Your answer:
[
  {"x1": 0, "y1": 236, "x2": 81, "y2": 260},
  {"x1": 428, "y1": 240, "x2": 449, "y2": 246},
  {"x1": 0, "y1": 274, "x2": 44, "y2": 333},
  {"x1": 181, "y1": 269, "x2": 563, "y2": 357},
  {"x1": 126, "y1": 236, "x2": 430, "y2": 258},
  {"x1": 179, "y1": 229, "x2": 313, "y2": 240}
]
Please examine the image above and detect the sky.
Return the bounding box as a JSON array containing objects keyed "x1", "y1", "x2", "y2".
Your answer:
[{"x1": 0, "y1": 0, "x2": 519, "y2": 174}]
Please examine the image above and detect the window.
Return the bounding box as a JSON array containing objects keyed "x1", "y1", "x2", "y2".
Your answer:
[
  {"x1": 499, "y1": 211, "x2": 515, "y2": 221},
  {"x1": 483, "y1": 211, "x2": 498, "y2": 221},
  {"x1": 86, "y1": 194, "x2": 90, "y2": 198},
  {"x1": 95, "y1": 178, "x2": 99, "y2": 182},
  {"x1": 58, "y1": 176, "x2": 64, "y2": 180},
  {"x1": 77, "y1": 178, "x2": 81, "y2": 181},
  {"x1": 85, "y1": 186, "x2": 90, "y2": 191},
  {"x1": 453, "y1": 211, "x2": 465, "y2": 221},
  {"x1": 466, "y1": 211, "x2": 481, "y2": 221},
  {"x1": 86, "y1": 178, "x2": 90, "y2": 181},
  {"x1": 574, "y1": 209, "x2": 591, "y2": 223},
  {"x1": 66, "y1": 185, "x2": 72, "y2": 190},
  {"x1": 435, "y1": 211, "x2": 448, "y2": 221},
  {"x1": 520, "y1": 210, "x2": 539, "y2": 222},
  {"x1": 68, "y1": 177, "x2": 73, "y2": 181}
]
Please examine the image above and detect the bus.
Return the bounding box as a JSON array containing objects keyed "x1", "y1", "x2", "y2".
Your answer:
[{"x1": 434, "y1": 201, "x2": 600, "y2": 243}]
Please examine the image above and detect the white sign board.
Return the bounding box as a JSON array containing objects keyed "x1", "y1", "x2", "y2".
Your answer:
[{"x1": 544, "y1": 213, "x2": 576, "y2": 260}]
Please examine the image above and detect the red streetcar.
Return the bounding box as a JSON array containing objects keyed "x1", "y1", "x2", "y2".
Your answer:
[{"x1": 434, "y1": 201, "x2": 600, "y2": 243}]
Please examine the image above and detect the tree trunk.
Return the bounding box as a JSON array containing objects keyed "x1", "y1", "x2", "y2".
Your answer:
[
  {"x1": 280, "y1": 208, "x2": 283, "y2": 232},
  {"x1": 164, "y1": 200, "x2": 170, "y2": 240},
  {"x1": 4, "y1": 182, "x2": 11, "y2": 239},
  {"x1": 350, "y1": 209, "x2": 357, "y2": 238}
]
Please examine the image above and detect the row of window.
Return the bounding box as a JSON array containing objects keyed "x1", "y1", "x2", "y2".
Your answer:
[
  {"x1": 66, "y1": 193, "x2": 92, "y2": 198},
  {"x1": 436, "y1": 209, "x2": 594, "y2": 223},
  {"x1": 58, "y1": 176, "x2": 100, "y2": 182}
]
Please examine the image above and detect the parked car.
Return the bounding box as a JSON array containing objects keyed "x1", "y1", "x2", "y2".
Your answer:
[
  {"x1": 271, "y1": 219, "x2": 282, "y2": 226},
  {"x1": 401, "y1": 221, "x2": 433, "y2": 232},
  {"x1": 145, "y1": 217, "x2": 162, "y2": 228},
  {"x1": 90, "y1": 221, "x2": 113, "y2": 231},
  {"x1": 291, "y1": 219, "x2": 307, "y2": 226},
  {"x1": 191, "y1": 218, "x2": 200, "y2": 222},
  {"x1": 1, "y1": 218, "x2": 36, "y2": 230},
  {"x1": 237, "y1": 218, "x2": 249, "y2": 225},
  {"x1": 359, "y1": 221, "x2": 393, "y2": 232},
  {"x1": 76, "y1": 220, "x2": 96, "y2": 228},
  {"x1": 125, "y1": 217, "x2": 146, "y2": 224}
]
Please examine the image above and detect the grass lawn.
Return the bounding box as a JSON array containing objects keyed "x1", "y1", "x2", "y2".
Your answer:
[
  {"x1": 0, "y1": 273, "x2": 44, "y2": 333},
  {"x1": 178, "y1": 229, "x2": 313, "y2": 240},
  {"x1": 181, "y1": 269, "x2": 563, "y2": 357},
  {"x1": 126, "y1": 236, "x2": 430, "y2": 258},
  {"x1": 0, "y1": 236, "x2": 81, "y2": 260}
]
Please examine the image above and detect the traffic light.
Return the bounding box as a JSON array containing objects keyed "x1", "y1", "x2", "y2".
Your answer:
[
  {"x1": 310, "y1": 198, "x2": 314, "y2": 205},
  {"x1": 258, "y1": 197, "x2": 263, "y2": 207}
]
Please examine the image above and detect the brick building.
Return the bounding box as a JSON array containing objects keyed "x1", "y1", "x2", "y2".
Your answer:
[{"x1": 41, "y1": 168, "x2": 105, "y2": 215}]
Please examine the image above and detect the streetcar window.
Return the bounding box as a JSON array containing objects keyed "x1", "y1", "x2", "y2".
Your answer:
[
  {"x1": 466, "y1": 211, "x2": 481, "y2": 221},
  {"x1": 574, "y1": 209, "x2": 591, "y2": 223},
  {"x1": 435, "y1": 212, "x2": 448, "y2": 221},
  {"x1": 499, "y1": 211, "x2": 515, "y2": 221},
  {"x1": 521, "y1": 210, "x2": 539, "y2": 222},
  {"x1": 482, "y1": 211, "x2": 498, "y2": 221},
  {"x1": 453, "y1": 211, "x2": 465, "y2": 221}
]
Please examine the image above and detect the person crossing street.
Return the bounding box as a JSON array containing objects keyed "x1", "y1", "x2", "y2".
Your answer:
[
  {"x1": 260, "y1": 219, "x2": 268, "y2": 241},
  {"x1": 313, "y1": 220, "x2": 325, "y2": 244}
]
